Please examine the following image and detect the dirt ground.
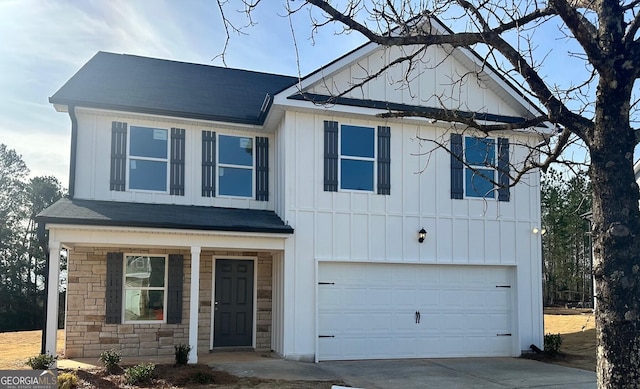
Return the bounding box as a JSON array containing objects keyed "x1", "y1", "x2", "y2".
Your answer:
[
  {"x1": 540, "y1": 307, "x2": 596, "y2": 371},
  {"x1": 0, "y1": 312, "x2": 596, "y2": 386},
  {"x1": 0, "y1": 329, "x2": 65, "y2": 369}
]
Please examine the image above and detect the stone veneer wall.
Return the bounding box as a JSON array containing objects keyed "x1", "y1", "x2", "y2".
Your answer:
[{"x1": 65, "y1": 247, "x2": 273, "y2": 358}]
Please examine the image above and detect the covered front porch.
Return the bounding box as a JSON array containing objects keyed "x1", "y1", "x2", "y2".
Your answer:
[{"x1": 37, "y1": 198, "x2": 293, "y2": 364}]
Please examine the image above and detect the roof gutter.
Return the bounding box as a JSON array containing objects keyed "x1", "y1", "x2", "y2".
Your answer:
[
  {"x1": 50, "y1": 99, "x2": 268, "y2": 126},
  {"x1": 68, "y1": 105, "x2": 78, "y2": 198}
]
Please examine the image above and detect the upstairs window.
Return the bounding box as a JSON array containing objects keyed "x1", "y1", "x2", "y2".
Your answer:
[
  {"x1": 324, "y1": 121, "x2": 391, "y2": 195},
  {"x1": 464, "y1": 137, "x2": 496, "y2": 198},
  {"x1": 110, "y1": 122, "x2": 185, "y2": 195},
  {"x1": 218, "y1": 135, "x2": 253, "y2": 197},
  {"x1": 450, "y1": 133, "x2": 510, "y2": 201},
  {"x1": 340, "y1": 125, "x2": 375, "y2": 191},
  {"x1": 129, "y1": 126, "x2": 168, "y2": 191}
]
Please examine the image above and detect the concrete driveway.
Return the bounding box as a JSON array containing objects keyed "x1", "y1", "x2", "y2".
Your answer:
[
  {"x1": 60, "y1": 353, "x2": 597, "y2": 388},
  {"x1": 318, "y1": 358, "x2": 596, "y2": 389},
  {"x1": 209, "y1": 354, "x2": 596, "y2": 389}
]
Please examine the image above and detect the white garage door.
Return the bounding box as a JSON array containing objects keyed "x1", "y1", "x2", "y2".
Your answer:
[{"x1": 318, "y1": 263, "x2": 514, "y2": 361}]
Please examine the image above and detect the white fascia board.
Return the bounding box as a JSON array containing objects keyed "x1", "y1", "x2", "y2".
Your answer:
[
  {"x1": 634, "y1": 158, "x2": 640, "y2": 181},
  {"x1": 274, "y1": 97, "x2": 552, "y2": 137},
  {"x1": 274, "y1": 41, "x2": 380, "y2": 103},
  {"x1": 53, "y1": 103, "x2": 69, "y2": 113},
  {"x1": 46, "y1": 224, "x2": 289, "y2": 251},
  {"x1": 72, "y1": 106, "x2": 269, "y2": 133},
  {"x1": 273, "y1": 96, "x2": 390, "y2": 118}
]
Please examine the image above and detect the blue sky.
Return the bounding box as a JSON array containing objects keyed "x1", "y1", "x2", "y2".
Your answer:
[
  {"x1": 0, "y1": 1, "x2": 605, "y2": 188},
  {"x1": 0, "y1": 0, "x2": 365, "y2": 185}
]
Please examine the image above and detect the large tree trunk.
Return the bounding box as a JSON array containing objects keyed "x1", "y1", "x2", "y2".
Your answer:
[{"x1": 590, "y1": 81, "x2": 640, "y2": 387}]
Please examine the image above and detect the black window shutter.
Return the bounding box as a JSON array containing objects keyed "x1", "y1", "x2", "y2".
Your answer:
[
  {"x1": 255, "y1": 137, "x2": 269, "y2": 201},
  {"x1": 110, "y1": 122, "x2": 127, "y2": 191},
  {"x1": 166, "y1": 254, "x2": 184, "y2": 324},
  {"x1": 202, "y1": 131, "x2": 216, "y2": 197},
  {"x1": 324, "y1": 121, "x2": 339, "y2": 192},
  {"x1": 377, "y1": 126, "x2": 391, "y2": 195},
  {"x1": 105, "y1": 252, "x2": 123, "y2": 324},
  {"x1": 450, "y1": 133, "x2": 464, "y2": 199},
  {"x1": 498, "y1": 137, "x2": 510, "y2": 202},
  {"x1": 170, "y1": 128, "x2": 186, "y2": 196}
]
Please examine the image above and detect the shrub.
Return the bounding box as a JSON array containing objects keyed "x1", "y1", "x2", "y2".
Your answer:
[
  {"x1": 25, "y1": 353, "x2": 56, "y2": 369},
  {"x1": 174, "y1": 344, "x2": 192, "y2": 365},
  {"x1": 99, "y1": 349, "x2": 122, "y2": 373},
  {"x1": 124, "y1": 363, "x2": 155, "y2": 385},
  {"x1": 57, "y1": 372, "x2": 78, "y2": 389},
  {"x1": 544, "y1": 333, "x2": 563, "y2": 357}
]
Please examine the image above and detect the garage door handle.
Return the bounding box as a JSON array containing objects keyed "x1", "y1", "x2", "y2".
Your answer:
[{"x1": 415, "y1": 311, "x2": 421, "y2": 324}]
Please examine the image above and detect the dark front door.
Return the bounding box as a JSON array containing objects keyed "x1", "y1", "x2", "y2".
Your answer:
[{"x1": 214, "y1": 259, "x2": 254, "y2": 347}]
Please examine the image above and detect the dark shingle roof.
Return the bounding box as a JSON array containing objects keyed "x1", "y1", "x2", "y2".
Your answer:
[
  {"x1": 49, "y1": 52, "x2": 297, "y2": 125},
  {"x1": 37, "y1": 198, "x2": 293, "y2": 234}
]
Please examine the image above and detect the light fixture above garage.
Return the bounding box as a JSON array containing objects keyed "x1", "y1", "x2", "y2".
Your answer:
[{"x1": 418, "y1": 228, "x2": 427, "y2": 243}]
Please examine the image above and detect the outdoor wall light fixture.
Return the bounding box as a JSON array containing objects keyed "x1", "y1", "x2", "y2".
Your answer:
[
  {"x1": 532, "y1": 227, "x2": 547, "y2": 235},
  {"x1": 418, "y1": 228, "x2": 427, "y2": 243}
]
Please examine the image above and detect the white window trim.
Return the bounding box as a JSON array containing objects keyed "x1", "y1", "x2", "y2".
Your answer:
[
  {"x1": 122, "y1": 253, "x2": 168, "y2": 324},
  {"x1": 338, "y1": 124, "x2": 377, "y2": 193},
  {"x1": 126, "y1": 126, "x2": 170, "y2": 194},
  {"x1": 216, "y1": 134, "x2": 255, "y2": 199},
  {"x1": 464, "y1": 136, "x2": 497, "y2": 199}
]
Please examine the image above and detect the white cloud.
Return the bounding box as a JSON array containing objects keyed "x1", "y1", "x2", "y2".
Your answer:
[{"x1": 0, "y1": 0, "x2": 364, "y2": 187}]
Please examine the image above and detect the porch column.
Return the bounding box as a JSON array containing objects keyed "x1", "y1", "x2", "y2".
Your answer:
[
  {"x1": 188, "y1": 246, "x2": 201, "y2": 364},
  {"x1": 45, "y1": 241, "x2": 60, "y2": 362}
]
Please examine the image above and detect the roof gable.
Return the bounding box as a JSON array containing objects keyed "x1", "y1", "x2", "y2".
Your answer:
[
  {"x1": 50, "y1": 52, "x2": 297, "y2": 125},
  {"x1": 275, "y1": 19, "x2": 545, "y2": 124}
]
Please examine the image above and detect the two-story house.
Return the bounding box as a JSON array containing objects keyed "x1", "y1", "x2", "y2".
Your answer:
[{"x1": 38, "y1": 28, "x2": 546, "y2": 363}]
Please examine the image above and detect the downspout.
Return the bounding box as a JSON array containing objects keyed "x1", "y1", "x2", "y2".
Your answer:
[
  {"x1": 67, "y1": 105, "x2": 78, "y2": 198},
  {"x1": 37, "y1": 222, "x2": 49, "y2": 355}
]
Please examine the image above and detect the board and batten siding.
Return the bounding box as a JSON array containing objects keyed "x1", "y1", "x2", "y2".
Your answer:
[
  {"x1": 277, "y1": 110, "x2": 543, "y2": 358},
  {"x1": 71, "y1": 108, "x2": 274, "y2": 210},
  {"x1": 308, "y1": 45, "x2": 525, "y2": 118},
  {"x1": 282, "y1": 111, "x2": 541, "y2": 264}
]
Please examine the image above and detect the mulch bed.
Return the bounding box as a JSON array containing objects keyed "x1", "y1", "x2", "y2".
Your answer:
[{"x1": 64, "y1": 363, "x2": 340, "y2": 388}]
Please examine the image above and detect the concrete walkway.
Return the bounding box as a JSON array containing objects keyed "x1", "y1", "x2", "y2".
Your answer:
[{"x1": 59, "y1": 353, "x2": 597, "y2": 389}]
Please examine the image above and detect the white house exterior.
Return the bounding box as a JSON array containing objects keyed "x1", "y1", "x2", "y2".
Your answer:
[{"x1": 39, "y1": 34, "x2": 546, "y2": 363}]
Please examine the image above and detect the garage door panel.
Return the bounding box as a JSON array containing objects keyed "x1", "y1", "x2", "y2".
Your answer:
[
  {"x1": 488, "y1": 289, "x2": 511, "y2": 307},
  {"x1": 318, "y1": 263, "x2": 514, "y2": 361},
  {"x1": 368, "y1": 287, "x2": 393, "y2": 307},
  {"x1": 392, "y1": 288, "x2": 416, "y2": 307},
  {"x1": 415, "y1": 289, "x2": 440, "y2": 307},
  {"x1": 368, "y1": 313, "x2": 394, "y2": 331},
  {"x1": 441, "y1": 290, "x2": 465, "y2": 307},
  {"x1": 342, "y1": 287, "x2": 369, "y2": 307},
  {"x1": 486, "y1": 313, "x2": 511, "y2": 332},
  {"x1": 318, "y1": 287, "x2": 341, "y2": 307}
]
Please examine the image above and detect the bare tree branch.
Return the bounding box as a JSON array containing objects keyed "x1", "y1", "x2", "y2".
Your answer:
[{"x1": 549, "y1": 0, "x2": 604, "y2": 70}]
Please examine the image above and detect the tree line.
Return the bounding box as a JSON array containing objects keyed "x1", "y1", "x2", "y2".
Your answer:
[
  {"x1": 541, "y1": 168, "x2": 592, "y2": 307},
  {"x1": 0, "y1": 144, "x2": 64, "y2": 331}
]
